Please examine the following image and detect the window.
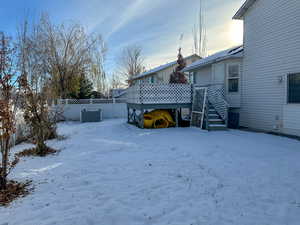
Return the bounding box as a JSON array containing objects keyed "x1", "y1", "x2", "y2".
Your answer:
[
  {"x1": 189, "y1": 72, "x2": 195, "y2": 84},
  {"x1": 149, "y1": 76, "x2": 155, "y2": 83},
  {"x1": 227, "y1": 64, "x2": 240, "y2": 92},
  {"x1": 288, "y1": 73, "x2": 300, "y2": 103}
]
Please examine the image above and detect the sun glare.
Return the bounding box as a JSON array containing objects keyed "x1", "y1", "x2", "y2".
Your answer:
[{"x1": 229, "y1": 21, "x2": 244, "y2": 45}]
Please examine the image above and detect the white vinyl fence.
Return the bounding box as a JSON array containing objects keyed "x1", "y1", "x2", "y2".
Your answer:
[
  {"x1": 53, "y1": 99, "x2": 127, "y2": 121},
  {"x1": 5, "y1": 99, "x2": 125, "y2": 147},
  {"x1": 12, "y1": 110, "x2": 30, "y2": 146}
]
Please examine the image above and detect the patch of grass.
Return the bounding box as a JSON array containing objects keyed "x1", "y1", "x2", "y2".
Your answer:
[
  {"x1": 16, "y1": 147, "x2": 58, "y2": 158},
  {"x1": 0, "y1": 180, "x2": 33, "y2": 207}
]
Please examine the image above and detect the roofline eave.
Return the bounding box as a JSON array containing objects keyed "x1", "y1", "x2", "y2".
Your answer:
[
  {"x1": 233, "y1": 0, "x2": 257, "y2": 20},
  {"x1": 182, "y1": 54, "x2": 243, "y2": 73},
  {"x1": 129, "y1": 72, "x2": 156, "y2": 81},
  {"x1": 130, "y1": 54, "x2": 201, "y2": 81}
]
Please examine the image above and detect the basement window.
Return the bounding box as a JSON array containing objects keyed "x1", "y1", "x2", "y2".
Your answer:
[
  {"x1": 288, "y1": 73, "x2": 300, "y2": 103},
  {"x1": 227, "y1": 64, "x2": 240, "y2": 93}
]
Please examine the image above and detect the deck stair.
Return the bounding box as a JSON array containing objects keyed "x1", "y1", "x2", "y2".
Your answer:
[{"x1": 207, "y1": 103, "x2": 227, "y2": 131}]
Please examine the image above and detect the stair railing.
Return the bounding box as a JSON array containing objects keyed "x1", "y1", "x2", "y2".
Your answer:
[
  {"x1": 207, "y1": 84, "x2": 229, "y2": 124},
  {"x1": 204, "y1": 98, "x2": 209, "y2": 130}
]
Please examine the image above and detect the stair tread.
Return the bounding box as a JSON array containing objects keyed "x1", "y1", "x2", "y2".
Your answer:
[
  {"x1": 209, "y1": 119, "x2": 223, "y2": 122},
  {"x1": 209, "y1": 124, "x2": 227, "y2": 127}
]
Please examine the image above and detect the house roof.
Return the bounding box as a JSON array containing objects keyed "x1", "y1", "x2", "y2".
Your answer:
[
  {"x1": 113, "y1": 90, "x2": 127, "y2": 98},
  {"x1": 182, "y1": 46, "x2": 243, "y2": 72},
  {"x1": 233, "y1": 0, "x2": 257, "y2": 20},
  {"x1": 111, "y1": 88, "x2": 127, "y2": 98},
  {"x1": 130, "y1": 54, "x2": 200, "y2": 81}
]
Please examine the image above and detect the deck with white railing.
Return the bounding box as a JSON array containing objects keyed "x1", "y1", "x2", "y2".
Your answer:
[
  {"x1": 56, "y1": 98, "x2": 127, "y2": 105},
  {"x1": 126, "y1": 83, "x2": 193, "y2": 106},
  {"x1": 126, "y1": 82, "x2": 229, "y2": 130}
]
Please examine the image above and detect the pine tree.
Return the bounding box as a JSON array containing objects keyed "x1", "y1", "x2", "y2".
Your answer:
[{"x1": 69, "y1": 74, "x2": 93, "y2": 99}]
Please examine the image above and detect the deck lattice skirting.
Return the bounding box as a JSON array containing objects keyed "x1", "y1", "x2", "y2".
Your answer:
[
  {"x1": 126, "y1": 83, "x2": 193, "y2": 128},
  {"x1": 126, "y1": 82, "x2": 229, "y2": 130}
]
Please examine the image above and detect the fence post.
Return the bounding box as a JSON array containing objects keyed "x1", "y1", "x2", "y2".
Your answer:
[
  {"x1": 90, "y1": 99, "x2": 93, "y2": 104},
  {"x1": 66, "y1": 99, "x2": 69, "y2": 105},
  {"x1": 113, "y1": 98, "x2": 116, "y2": 104}
]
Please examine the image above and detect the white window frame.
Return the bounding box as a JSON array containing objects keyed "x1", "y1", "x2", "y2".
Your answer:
[
  {"x1": 188, "y1": 72, "x2": 195, "y2": 84},
  {"x1": 227, "y1": 63, "x2": 240, "y2": 93}
]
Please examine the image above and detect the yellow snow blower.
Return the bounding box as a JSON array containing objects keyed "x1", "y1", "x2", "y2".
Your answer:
[{"x1": 143, "y1": 110, "x2": 175, "y2": 129}]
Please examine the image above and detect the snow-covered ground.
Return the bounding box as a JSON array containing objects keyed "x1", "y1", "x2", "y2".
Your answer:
[{"x1": 1, "y1": 119, "x2": 300, "y2": 225}]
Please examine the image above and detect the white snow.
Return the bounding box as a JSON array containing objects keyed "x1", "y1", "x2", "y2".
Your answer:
[
  {"x1": 182, "y1": 45, "x2": 243, "y2": 72},
  {"x1": 1, "y1": 119, "x2": 300, "y2": 225}
]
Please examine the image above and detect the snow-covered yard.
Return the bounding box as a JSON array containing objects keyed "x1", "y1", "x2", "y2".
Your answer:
[{"x1": 1, "y1": 119, "x2": 300, "y2": 225}]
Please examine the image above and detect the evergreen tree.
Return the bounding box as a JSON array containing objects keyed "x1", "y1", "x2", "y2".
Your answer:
[{"x1": 69, "y1": 74, "x2": 93, "y2": 99}]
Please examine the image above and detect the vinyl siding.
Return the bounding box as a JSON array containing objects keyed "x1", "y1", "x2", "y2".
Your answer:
[
  {"x1": 193, "y1": 58, "x2": 242, "y2": 108},
  {"x1": 241, "y1": 0, "x2": 300, "y2": 134},
  {"x1": 212, "y1": 62, "x2": 225, "y2": 83},
  {"x1": 194, "y1": 65, "x2": 212, "y2": 85}
]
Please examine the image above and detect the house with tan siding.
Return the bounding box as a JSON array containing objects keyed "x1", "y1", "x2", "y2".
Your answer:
[{"x1": 130, "y1": 54, "x2": 200, "y2": 85}]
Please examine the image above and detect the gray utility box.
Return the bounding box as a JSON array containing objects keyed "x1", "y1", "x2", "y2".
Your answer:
[{"x1": 80, "y1": 108, "x2": 102, "y2": 123}]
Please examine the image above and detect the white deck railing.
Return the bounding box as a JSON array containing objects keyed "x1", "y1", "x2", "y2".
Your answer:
[
  {"x1": 55, "y1": 98, "x2": 127, "y2": 105},
  {"x1": 126, "y1": 83, "x2": 192, "y2": 104}
]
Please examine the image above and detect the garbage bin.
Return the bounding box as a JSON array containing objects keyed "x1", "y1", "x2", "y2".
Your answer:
[{"x1": 228, "y1": 112, "x2": 239, "y2": 129}]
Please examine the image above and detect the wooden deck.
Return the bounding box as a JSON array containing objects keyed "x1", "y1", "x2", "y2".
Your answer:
[{"x1": 126, "y1": 83, "x2": 193, "y2": 128}]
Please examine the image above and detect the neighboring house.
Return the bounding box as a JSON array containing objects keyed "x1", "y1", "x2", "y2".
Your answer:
[
  {"x1": 111, "y1": 88, "x2": 127, "y2": 99},
  {"x1": 234, "y1": 0, "x2": 300, "y2": 136},
  {"x1": 130, "y1": 54, "x2": 200, "y2": 84},
  {"x1": 183, "y1": 46, "x2": 243, "y2": 110}
]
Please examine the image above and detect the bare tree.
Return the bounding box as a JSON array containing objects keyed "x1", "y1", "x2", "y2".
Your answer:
[
  {"x1": 193, "y1": 0, "x2": 207, "y2": 57},
  {"x1": 18, "y1": 14, "x2": 107, "y2": 99},
  {"x1": 0, "y1": 32, "x2": 19, "y2": 190},
  {"x1": 119, "y1": 45, "x2": 145, "y2": 86},
  {"x1": 111, "y1": 74, "x2": 124, "y2": 89},
  {"x1": 89, "y1": 36, "x2": 107, "y2": 94},
  {"x1": 19, "y1": 74, "x2": 57, "y2": 156}
]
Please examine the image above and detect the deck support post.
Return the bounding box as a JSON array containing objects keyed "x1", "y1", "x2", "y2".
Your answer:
[
  {"x1": 127, "y1": 105, "x2": 130, "y2": 123},
  {"x1": 140, "y1": 108, "x2": 144, "y2": 129},
  {"x1": 175, "y1": 109, "x2": 179, "y2": 128}
]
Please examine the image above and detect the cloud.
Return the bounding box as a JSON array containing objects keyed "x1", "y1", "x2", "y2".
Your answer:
[
  {"x1": 91, "y1": 0, "x2": 244, "y2": 76},
  {"x1": 105, "y1": 0, "x2": 165, "y2": 39}
]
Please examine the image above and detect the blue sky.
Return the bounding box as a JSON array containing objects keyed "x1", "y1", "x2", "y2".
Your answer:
[{"x1": 0, "y1": 0, "x2": 245, "y2": 78}]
